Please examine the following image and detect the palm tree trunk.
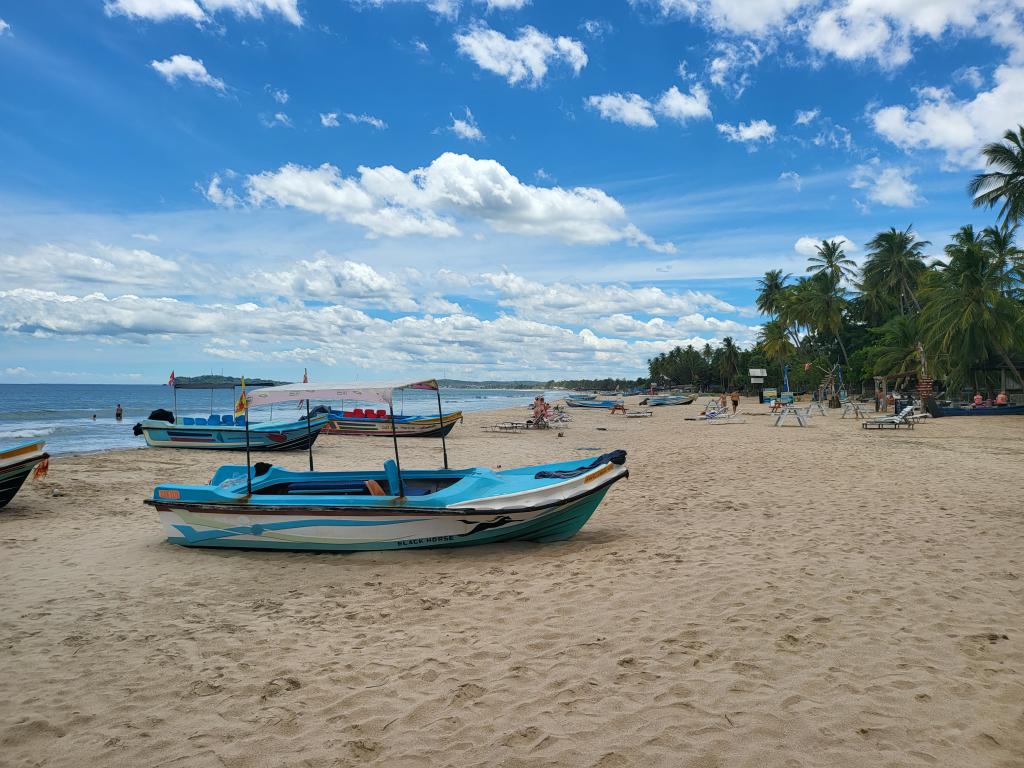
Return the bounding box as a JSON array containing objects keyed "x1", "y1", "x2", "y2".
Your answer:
[
  {"x1": 835, "y1": 334, "x2": 850, "y2": 365},
  {"x1": 902, "y1": 277, "x2": 921, "y2": 313}
]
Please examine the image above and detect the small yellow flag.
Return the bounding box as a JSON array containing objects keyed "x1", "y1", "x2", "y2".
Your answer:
[{"x1": 234, "y1": 377, "x2": 248, "y2": 418}]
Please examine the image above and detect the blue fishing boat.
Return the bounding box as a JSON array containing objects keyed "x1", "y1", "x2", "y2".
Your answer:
[
  {"x1": 135, "y1": 413, "x2": 328, "y2": 450},
  {"x1": 322, "y1": 408, "x2": 463, "y2": 438},
  {"x1": 146, "y1": 380, "x2": 628, "y2": 551},
  {"x1": 648, "y1": 395, "x2": 696, "y2": 406},
  {"x1": 1, "y1": 440, "x2": 49, "y2": 509},
  {"x1": 565, "y1": 398, "x2": 623, "y2": 409},
  {"x1": 938, "y1": 403, "x2": 1024, "y2": 416}
]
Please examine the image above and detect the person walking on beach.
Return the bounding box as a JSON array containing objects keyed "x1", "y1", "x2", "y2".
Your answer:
[
  {"x1": 115, "y1": 404, "x2": 123, "y2": 421},
  {"x1": 718, "y1": 392, "x2": 727, "y2": 413},
  {"x1": 730, "y1": 388, "x2": 740, "y2": 414}
]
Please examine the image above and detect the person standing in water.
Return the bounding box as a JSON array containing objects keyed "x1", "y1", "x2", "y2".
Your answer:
[{"x1": 115, "y1": 403, "x2": 123, "y2": 421}]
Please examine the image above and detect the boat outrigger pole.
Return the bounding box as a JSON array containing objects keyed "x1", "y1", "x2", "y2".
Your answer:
[
  {"x1": 305, "y1": 399, "x2": 314, "y2": 471},
  {"x1": 388, "y1": 400, "x2": 404, "y2": 497},
  {"x1": 243, "y1": 381, "x2": 252, "y2": 496},
  {"x1": 436, "y1": 386, "x2": 449, "y2": 469}
]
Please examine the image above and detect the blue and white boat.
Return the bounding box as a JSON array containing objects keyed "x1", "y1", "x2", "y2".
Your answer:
[
  {"x1": 146, "y1": 380, "x2": 629, "y2": 551},
  {"x1": 565, "y1": 398, "x2": 623, "y2": 409},
  {"x1": 648, "y1": 395, "x2": 696, "y2": 406},
  {"x1": 135, "y1": 413, "x2": 328, "y2": 451}
]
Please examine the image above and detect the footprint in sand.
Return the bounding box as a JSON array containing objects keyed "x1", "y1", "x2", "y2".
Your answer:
[{"x1": 261, "y1": 677, "x2": 301, "y2": 700}]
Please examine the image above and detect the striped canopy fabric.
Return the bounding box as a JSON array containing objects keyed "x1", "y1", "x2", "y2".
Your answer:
[{"x1": 245, "y1": 379, "x2": 439, "y2": 408}]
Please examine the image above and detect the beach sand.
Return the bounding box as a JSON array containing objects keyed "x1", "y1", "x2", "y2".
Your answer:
[{"x1": 1, "y1": 399, "x2": 1022, "y2": 767}]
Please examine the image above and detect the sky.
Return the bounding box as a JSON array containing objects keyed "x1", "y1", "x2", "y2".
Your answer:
[{"x1": 1, "y1": 0, "x2": 1022, "y2": 383}]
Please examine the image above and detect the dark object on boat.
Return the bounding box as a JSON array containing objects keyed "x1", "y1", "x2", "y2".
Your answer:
[
  {"x1": 149, "y1": 409, "x2": 175, "y2": 423},
  {"x1": 132, "y1": 422, "x2": 143, "y2": 436},
  {"x1": 535, "y1": 449, "x2": 626, "y2": 479},
  {"x1": 924, "y1": 396, "x2": 943, "y2": 418},
  {"x1": 255, "y1": 462, "x2": 272, "y2": 477}
]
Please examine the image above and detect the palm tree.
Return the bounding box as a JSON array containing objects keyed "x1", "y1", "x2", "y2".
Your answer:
[
  {"x1": 717, "y1": 337, "x2": 741, "y2": 388},
  {"x1": 861, "y1": 226, "x2": 930, "y2": 315},
  {"x1": 756, "y1": 269, "x2": 790, "y2": 318},
  {"x1": 807, "y1": 239, "x2": 856, "y2": 284},
  {"x1": 982, "y1": 223, "x2": 1023, "y2": 298},
  {"x1": 969, "y1": 125, "x2": 1024, "y2": 226},
  {"x1": 919, "y1": 224, "x2": 1024, "y2": 386},
  {"x1": 869, "y1": 315, "x2": 922, "y2": 376}
]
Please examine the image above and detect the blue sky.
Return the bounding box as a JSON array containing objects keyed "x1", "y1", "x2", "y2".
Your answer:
[{"x1": 1, "y1": 0, "x2": 1022, "y2": 383}]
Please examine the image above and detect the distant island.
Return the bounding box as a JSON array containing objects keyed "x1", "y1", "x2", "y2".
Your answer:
[
  {"x1": 169, "y1": 375, "x2": 648, "y2": 391},
  {"x1": 173, "y1": 375, "x2": 284, "y2": 389}
]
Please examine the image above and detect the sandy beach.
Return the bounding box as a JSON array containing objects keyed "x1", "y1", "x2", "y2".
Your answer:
[{"x1": 1, "y1": 399, "x2": 1022, "y2": 768}]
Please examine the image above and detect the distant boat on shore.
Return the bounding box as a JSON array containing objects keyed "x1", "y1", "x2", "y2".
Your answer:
[
  {"x1": 323, "y1": 409, "x2": 463, "y2": 438},
  {"x1": 938, "y1": 403, "x2": 1024, "y2": 416},
  {"x1": 1, "y1": 440, "x2": 49, "y2": 508},
  {"x1": 648, "y1": 395, "x2": 696, "y2": 406},
  {"x1": 135, "y1": 412, "x2": 328, "y2": 450},
  {"x1": 565, "y1": 398, "x2": 623, "y2": 409}
]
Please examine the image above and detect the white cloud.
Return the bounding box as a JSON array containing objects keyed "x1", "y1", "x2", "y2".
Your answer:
[
  {"x1": 0, "y1": 243, "x2": 183, "y2": 292},
  {"x1": 132, "y1": 233, "x2": 160, "y2": 242},
  {"x1": 3, "y1": 367, "x2": 27, "y2": 376},
  {"x1": 454, "y1": 23, "x2": 587, "y2": 87},
  {"x1": 717, "y1": 119, "x2": 776, "y2": 144},
  {"x1": 477, "y1": 0, "x2": 530, "y2": 9},
  {"x1": 586, "y1": 84, "x2": 711, "y2": 128},
  {"x1": 346, "y1": 112, "x2": 388, "y2": 130},
  {"x1": 794, "y1": 108, "x2": 819, "y2": 125},
  {"x1": 850, "y1": 161, "x2": 921, "y2": 208},
  {"x1": 707, "y1": 40, "x2": 765, "y2": 96},
  {"x1": 794, "y1": 234, "x2": 856, "y2": 257},
  {"x1": 267, "y1": 86, "x2": 289, "y2": 104},
  {"x1": 264, "y1": 112, "x2": 292, "y2": 128},
  {"x1": 208, "y1": 152, "x2": 674, "y2": 251},
  {"x1": 449, "y1": 108, "x2": 485, "y2": 140},
  {"x1": 778, "y1": 171, "x2": 802, "y2": 191},
  {"x1": 956, "y1": 66, "x2": 985, "y2": 89},
  {"x1": 105, "y1": 0, "x2": 302, "y2": 24},
  {"x1": 586, "y1": 93, "x2": 657, "y2": 128},
  {"x1": 656, "y1": 84, "x2": 712, "y2": 123},
  {"x1": 412, "y1": 38, "x2": 430, "y2": 53},
  {"x1": 150, "y1": 54, "x2": 226, "y2": 91},
  {"x1": 812, "y1": 121, "x2": 853, "y2": 151},
  {"x1": 871, "y1": 65, "x2": 1024, "y2": 167},
  {"x1": 0, "y1": 18, "x2": 11, "y2": 35},
  {"x1": 320, "y1": 112, "x2": 340, "y2": 127},
  {"x1": 630, "y1": 0, "x2": 805, "y2": 36},
  {"x1": 202, "y1": 172, "x2": 241, "y2": 208},
  {"x1": 580, "y1": 19, "x2": 612, "y2": 38}
]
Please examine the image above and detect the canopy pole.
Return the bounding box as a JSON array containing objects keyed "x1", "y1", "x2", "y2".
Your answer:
[
  {"x1": 306, "y1": 399, "x2": 313, "y2": 471},
  {"x1": 436, "y1": 387, "x2": 449, "y2": 469},
  {"x1": 244, "y1": 393, "x2": 252, "y2": 496},
  {"x1": 172, "y1": 384, "x2": 177, "y2": 421},
  {"x1": 388, "y1": 400, "x2": 404, "y2": 497}
]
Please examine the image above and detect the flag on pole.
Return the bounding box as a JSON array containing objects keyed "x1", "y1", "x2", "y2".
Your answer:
[
  {"x1": 234, "y1": 377, "x2": 249, "y2": 418},
  {"x1": 167, "y1": 370, "x2": 175, "y2": 387},
  {"x1": 298, "y1": 368, "x2": 309, "y2": 409}
]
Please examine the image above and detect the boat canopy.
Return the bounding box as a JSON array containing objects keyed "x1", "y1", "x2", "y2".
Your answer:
[{"x1": 247, "y1": 379, "x2": 439, "y2": 408}]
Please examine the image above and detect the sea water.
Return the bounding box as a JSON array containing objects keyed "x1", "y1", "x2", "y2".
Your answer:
[{"x1": 0, "y1": 384, "x2": 566, "y2": 456}]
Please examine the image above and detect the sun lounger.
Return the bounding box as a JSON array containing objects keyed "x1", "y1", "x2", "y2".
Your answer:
[{"x1": 862, "y1": 406, "x2": 916, "y2": 429}]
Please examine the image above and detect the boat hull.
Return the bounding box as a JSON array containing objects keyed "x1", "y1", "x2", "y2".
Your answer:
[
  {"x1": 146, "y1": 454, "x2": 628, "y2": 551},
  {"x1": 140, "y1": 416, "x2": 328, "y2": 450},
  {"x1": 649, "y1": 395, "x2": 696, "y2": 406},
  {"x1": 939, "y1": 405, "x2": 1024, "y2": 416},
  {"x1": 323, "y1": 411, "x2": 462, "y2": 438},
  {"x1": 0, "y1": 441, "x2": 49, "y2": 509},
  {"x1": 565, "y1": 399, "x2": 622, "y2": 408}
]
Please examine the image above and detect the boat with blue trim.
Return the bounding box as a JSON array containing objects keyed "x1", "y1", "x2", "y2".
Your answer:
[
  {"x1": 565, "y1": 398, "x2": 623, "y2": 408},
  {"x1": 648, "y1": 395, "x2": 696, "y2": 406},
  {"x1": 1, "y1": 440, "x2": 49, "y2": 509},
  {"x1": 323, "y1": 408, "x2": 463, "y2": 438},
  {"x1": 135, "y1": 413, "x2": 328, "y2": 450},
  {"x1": 145, "y1": 380, "x2": 628, "y2": 551},
  {"x1": 938, "y1": 403, "x2": 1024, "y2": 416}
]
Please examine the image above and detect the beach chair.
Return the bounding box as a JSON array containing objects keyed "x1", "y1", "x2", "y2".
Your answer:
[{"x1": 862, "y1": 406, "x2": 916, "y2": 430}]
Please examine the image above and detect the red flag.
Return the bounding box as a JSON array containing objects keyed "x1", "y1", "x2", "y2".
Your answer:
[
  {"x1": 303, "y1": 368, "x2": 308, "y2": 384},
  {"x1": 167, "y1": 370, "x2": 175, "y2": 387}
]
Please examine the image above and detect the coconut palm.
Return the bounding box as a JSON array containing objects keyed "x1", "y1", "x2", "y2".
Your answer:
[
  {"x1": 982, "y1": 222, "x2": 1023, "y2": 298},
  {"x1": 919, "y1": 224, "x2": 1024, "y2": 386},
  {"x1": 860, "y1": 226, "x2": 931, "y2": 315},
  {"x1": 756, "y1": 269, "x2": 790, "y2": 318},
  {"x1": 717, "y1": 336, "x2": 741, "y2": 388},
  {"x1": 969, "y1": 125, "x2": 1024, "y2": 226},
  {"x1": 807, "y1": 239, "x2": 856, "y2": 284},
  {"x1": 869, "y1": 315, "x2": 921, "y2": 377}
]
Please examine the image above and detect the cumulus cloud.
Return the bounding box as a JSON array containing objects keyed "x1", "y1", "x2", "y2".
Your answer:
[
  {"x1": 267, "y1": 85, "x2": 289, "y2": 103},
  {"x1": 707, "y1": 40, "x2": 765, "y2": 96},
  {"x1": 629, "y1": 0, "x2": 803, "y2": 37},
  {"x1": 206, "y1": 152, "x2": 674, "y2": 251},
  {"x1": 320, "y1": 112, "x2": 340, "y2": 127},
  {"x1": 794, "y1": 234, "x2": 856, "y2": 257},
  {"x1": 580, "y1": 18, "x2": 612, "y2": 38},
  {"x1": 778, "y1": 171, "x2": 802, "y2": 191},
  {"x1": 0, "y1": 243, "x2": 183, "y2": 292},
  {"x1": 150, "y1": 54, "x2": 226, "y2": 91},
  {"x1": 586, "y1": 84, "x2": 711, "y2": 128},
  {"x1": 478, "y1": 0, "x2": 531, "y2": 9},
  {"x1": 716, "y1": 119, "x2": 776, "y2": 145},
  {"x1": 264, "y1": 112, "x2": 292, "y2": 127},
  {"x1": 346, "y1": 112, "x2": 388, "y2": 130},
  {"x1": 0, "y1": 18, "x2": 11, "y2": 35},
  {"x1": 454, "y1": 23, "x2": 587, "y2": 87},
  {"x1": 871, "y1": 65, "x2": 1024, "y2": 167},
  {"x1": 850, "y1": 160, "x2": 921, "y2": 208},
  {"x1": 106, "y1": 0, "x2": 302, "y2": 25},
  {"x1": 449, "y1": 108, "x2": 484, "y2": 140}
]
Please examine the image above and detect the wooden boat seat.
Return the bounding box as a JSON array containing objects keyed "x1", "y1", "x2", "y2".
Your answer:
[{"x1": 365, "y1": 479, "x2": 387, "y2": 496}]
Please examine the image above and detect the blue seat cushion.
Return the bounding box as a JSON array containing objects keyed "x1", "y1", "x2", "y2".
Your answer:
[
  {"x1": 182, "y1": 417, "x2": 195, "y2": 425},
  {"x1": 235, "y1": 416, "x2": 246, "y2": 426},
  {"x1": 222, "y1": 415, "x2": 234, "y2": 425},
  {"x1": 384, "y1": 459, "x2": 401, "y2": 496},
  {"x1": 194, "y1": 417, "x2": 207, "y2": 425}
]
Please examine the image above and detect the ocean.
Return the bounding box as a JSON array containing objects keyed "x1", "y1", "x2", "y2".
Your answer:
[{"x1": 0, "y1": 384, "x2": 565, "y2": 456}]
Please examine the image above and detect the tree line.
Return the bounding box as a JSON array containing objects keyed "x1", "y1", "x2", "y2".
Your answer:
[{"x1": 650, "y1": 126, "x2": 1024, "y2": 396}]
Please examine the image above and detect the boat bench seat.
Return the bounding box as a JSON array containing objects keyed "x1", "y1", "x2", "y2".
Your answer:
[{"x1": 182, "y1": 417, "x2": 195, "y2": 425}]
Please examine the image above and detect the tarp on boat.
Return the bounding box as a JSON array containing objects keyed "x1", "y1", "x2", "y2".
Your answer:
[{"x1": 246, "y1": 379, "x2": 439, "y2": 408}]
